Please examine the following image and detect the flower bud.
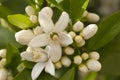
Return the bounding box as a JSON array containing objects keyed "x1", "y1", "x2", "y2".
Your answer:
[
  {"x1": 73, "y1": 21, "x2": 84, "y2": 32},
  {"x1": 55, "y1": 61, "x2": 62, "y2": 69},
  {"x1": 82, "y1": 10, "x2": 88, "y2": 18},
  {"x1": 89, "y1": 51, "x2": 100, "y2": 60},
  {"x1": 86, "y1": 13, "x2": 100, "y2": 23},
  {"x1": 15, "y1": 30, "x2": 35, "y2": 45},
  {"x1": 0, "y1": 58, "x2": 7, "y2": 68},
  {"x1": 81, "y1": 53, "x2": 89, "y2": 60},
  {"x1": 0, "y1": 49, "x2": 6, "y2": 58},
  {"x1": 76, "y1": 39, "x2": 85, "y2": 47},
  {"x1": 81, "y1": 24, "x2": 98, "y2": 40},
  {"x1": 0, "y1": 68, "x2": 8, "y2": 80},
  {"x1": 74, "y1": 55, "x2": 82, "y2": 65},
  {"x1": 68, "y1": 31, "x2": 76, "y2": 38},
  {"x1": 79, "y1": 64, "x2": 88, "y2": 73},
  {"x1": 33, "y1": 26, "x2": 43, "y2": 35},
  {"x1": 64, "y1": 47, "x2": 74, "y2": 55},
  {"x1": 61, "y1": 56, "x2": 71, "y2": 67},
  {"x1": 25, "y1": 5, "x2": 35, "y2": 16},
  {"x1": 40, "y1": 7, "x2": 53, "y2": 18},
  {"x1": 87, "y1": 59, "x2": 101, "y2": 72},
  {"x1": 30, "y1": 15, "x2": 38, "y2": 23},
  {"x1": 74, "y1": 35, "x2": 83, "y2": 43}
]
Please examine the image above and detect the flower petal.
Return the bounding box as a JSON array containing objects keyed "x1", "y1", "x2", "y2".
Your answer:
[
  {"x1": 59, "y1": 32, "x2": 73, "y2": 46},
  {"x1": 39, "y1": 12, "x2": 54, "y2": 33},
  {"x1": 54, "y1": 12, "x2": 69, "y2": 32},
  {"x1": 45, "y1": 59, "x2": 55, "y2": 76},
  {"x1": 20, "y1": 51, "x2": 33, "y2": 62},
  {"x1": 29, "y1": 34, "x2": 48, "y2": 47},
  {"x1": 31, "y1": 62, "x2": 46, "y2": 80},
  {"x1": 48, "y1": 42, "x2": 62, "y2": 62}
]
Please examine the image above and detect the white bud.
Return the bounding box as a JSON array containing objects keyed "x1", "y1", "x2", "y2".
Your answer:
[
  {"x1": 25, "y1": 5, "x2": 35, "y2": 16},
  {"x1": 55, "y1": 61, "x2": 62, "y2": 69},
  {"x1": 73, "y1": 21, "x2": 84, "y2": 32},
  {"x1": 86, "y1": 13, "x2": 100, "y2": 23},
  {"x1": 74, "y1": 35, "x2": 83, "y2": 43},
  {"x1": 30, "y1": 15, "x2": 38, "y2": 23},
  {"x1": 76, "y1": 39, "x2": 85, "y2": 47},
  {"x1": 0, "y1": 68, "x2": 8, "y2": 80},
  {"x1": 79, "y1": 64, "x2": 88, "y2": 73},
  {"x1": 0, "y1": 49, "x2": 6, "y2": 58},
  {"x1": 87, "y1": 59, "x2": 101, "y2": 72},
  {"x1": 15, "y1": 30, "x2": 35, "y2": 45},
  {"x1": 68, "y1": 31, "x2": 76, "y2": 38},
  {"x1": 40, "y1": 7, "x2": 53, "y2": 18},
  {"x1": 74, "y1": 55, "x2": 82, "y2": 65},
  {"x1": 64, "y1": 47, "x2": 74, "y2": 55},
  {"x1": 33, "y1": 26, "x2": 43, "y2": 35},
  {"x1": 61, "y1": 56, "x2": 71, "y2": 67},
  {"x1": 0, "y1": 58, "x2": 7, "y2": 68},
  {"x1": 89, "y1": 51, "x2": 100, "y2": 60},
  {"x1": 81, "y1": 53, "x2": 89, "y2": 60},
  {"x1": 81, "y1": 24, "x2": 98, "y2": 40},
  {"x1": 82, "y1": 10, "x2": 88, "y2": 18}
]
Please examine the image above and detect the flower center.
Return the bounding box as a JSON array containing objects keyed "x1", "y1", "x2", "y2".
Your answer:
[
  {"x1": 50, "y1": 32, "x2": 59, "y2": 41},
  {"x1": 32, "y1": 50, "x2": 42, "y2": 61}
]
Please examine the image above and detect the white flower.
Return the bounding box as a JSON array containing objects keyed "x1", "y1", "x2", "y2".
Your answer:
[
  {"x1": 21, "y1": 47, "x2": 55, "y2": 80},
  {"x1": 29, "y1": 7, "x2": 73, "y2": 62},
  {"x1": 74, "y1": 55, "x2": 82, "y2": 65},
  {"x1": 61, "y1": 56, "x2": 71, "y2": 67},
  {"x1": 89, "y1": 51, "x2": 100, "y2": 60},
  {"x1": 73, "y1": 21, "x2": 84, "y2": 32}
]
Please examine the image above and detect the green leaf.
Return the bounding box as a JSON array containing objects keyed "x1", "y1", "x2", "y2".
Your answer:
[
  {"x1": 0, "y1": 4, "x2": 12, "y2": 20},
  {"x1": 22, "y1": 61, "x2": 35, "y2": 69},
  {"x1": 86, "y1": 11, "x2": 120, "y2": 51},
  {"x1": 6, "y1": 44, "x2": 21, "y2": 75},
  {"x1": 84, "y1": 72, "x2": 97, "y2": 80},
  {"x1": 47, "y1": 0, "x2": 63, "y2": 11},
  {"x1": 0, "y1": 26, "x2": 21, "y2": 49},
  {"x1": 8, "y1": 14, "x2": 34, "y2": 29},
  {"x1": 100, "y1": 33, "x2": 120, "y2": 76},
  {"x1": 60, "y1": 67, "x2": 75, "y2": 80},
  {"x1": 60, "y1": 0, "x2": 89, "y2": 23},
  {"x1": 13, "y1": 69, "x2": 32, "y2": 80}
]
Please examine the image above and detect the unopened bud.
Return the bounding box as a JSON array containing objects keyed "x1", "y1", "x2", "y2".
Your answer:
[
  {"x1": 0, "y1": 58, "x2": 7, "y2": 68},
  {"x1": 55, "y1": 61, "x2": 62, "y2": 69},
  {"x1": 0, "y1": 49, "x2": 6, "y2": 58},
  {"x1": 68, "y1": 31, "x2": 76, "y2": 38},
  {"x1": 74, "y1": 35, "x2": 83, "y2": 43},
  {"x1": 81, "y1": 24, "x2": 98, "y2": 40},
  {"x1": 61, "y1": 56, "x2": 71, "y2": 67},
  {"x1": 87, "y1": 59, "x2": 101, "y2": 72},
  {"x1": 25, "y1": 5, "x2": 35, "y2": 16},
  {"x1": 74, "y1": 55, "x2": 82, "y2": 65},
  {"x1": 82, "y1": 11, "x2": 88, "y2": 18},
  {"x1": 79, "y1": 64, "x2": 88, "y2": 73},
  {"x1": 64, "y1": 47, "x2": 74, "y2": 55},
  {"x1": 86, "y1": 13, "x2": 100, "y2": 23},
  {"x1": 40, "y1": 7, "x2": 53, "y2": 18},
  {"x1": 76, "y1": 39, "x2": 85, "y2": 47},
  {"x1": 0, "y1": 68, "x2": 8, "y2": 80},
  {"x1": 15, "y1": 30, "x2": 35, "y2": 45},
  {"x1": 73, "y1": 21, "x2": 84, "y2": 32},
  {"x1": 30, "y1": 15, "x2": 38, "y2": 23},
  {"x1": 89, "y1": 51, "x2": 100, "y2": 60},
  {"x1": 33, "y1": 26, "x2": 43, "y2": 35},
  {"x1": 81, "y1": 53, "x2": 89, "y2": 60}
]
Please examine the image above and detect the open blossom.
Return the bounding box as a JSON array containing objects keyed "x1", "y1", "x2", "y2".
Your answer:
[
  {"x1": 21, "y1": 46, "x2": 55, "y2": 80},
  {"x1": 29, "y1": 7, "x2": 73, "y2": 62}
]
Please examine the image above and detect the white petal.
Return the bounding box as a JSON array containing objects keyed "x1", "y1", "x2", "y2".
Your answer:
[
  {"x1": 54, "y1": 12, "x2": 69, "y2": 32},
  {"x1": 29, "y1": 34, "x2": 48, "y2": 47},
  {"x1": 48, "y1": 42, "x2": 62, "y2": 62},
  {"x1": 59, "y1": 32, "x2": 73, "y2": 46},
  {"x1": 45, "y1": 59, "x2": 55, "y2": 76},
  {"x1": 40, "y1": 7, "x2": 53, "y2": 18},
  {"x1": 20, "y1": 51, "x2": 33, "y2": 62},
  {"x1": 32, "y1": 62, "x2": 46, "y2": 80},
  {"x1": 39, "y1": 12, "x2": 54, "y2": 33}
]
